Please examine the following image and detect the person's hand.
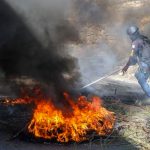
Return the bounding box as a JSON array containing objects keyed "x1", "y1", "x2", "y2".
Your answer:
[{"x1": 122, "y1": 65, "x2": 129, "y2": 75}]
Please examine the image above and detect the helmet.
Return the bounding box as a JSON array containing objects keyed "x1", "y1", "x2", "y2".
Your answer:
[{"x1": 127, "y1": 26, "x2": 139, "y2": 35}]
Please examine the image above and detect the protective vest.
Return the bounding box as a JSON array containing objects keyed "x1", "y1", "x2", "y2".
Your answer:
[{"x1": 132, "y1": 35, "x2": 150, "y2": 66}]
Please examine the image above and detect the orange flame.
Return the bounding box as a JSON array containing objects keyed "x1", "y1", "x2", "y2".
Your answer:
[
  {"x1": 1, "y1": 97, "x2": 34, "y2": 105},
  {"x1": 28, "y1": 93, "x2": 115, "y2": 143}
]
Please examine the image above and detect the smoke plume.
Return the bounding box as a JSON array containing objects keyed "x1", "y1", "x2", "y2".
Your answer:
[{"x1": 0, "y1": 0, "x2": 80, "y2": 100}]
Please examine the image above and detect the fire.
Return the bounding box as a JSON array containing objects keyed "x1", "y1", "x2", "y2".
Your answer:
[
  {"x1": 1, "y1": 97, "x2": 33, "y2": 105},
  {"x1": 0, "y1": 87, "x2": 115, "y2": 143},
  {"x1": 1, "y1": 86, "x2": 41, "y2": 105},
  {"x1": 28, "y1": 93, "x2": 115, "y2": 143}
]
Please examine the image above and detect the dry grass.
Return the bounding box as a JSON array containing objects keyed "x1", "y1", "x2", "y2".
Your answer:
[{"x1": 107, "y1": 100, "x2": 150, "y2": 150}]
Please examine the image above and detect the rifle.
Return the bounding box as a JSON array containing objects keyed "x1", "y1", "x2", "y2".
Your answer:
[{"x1": 81, "y1": 67, "x2": 122, "y2": 89}]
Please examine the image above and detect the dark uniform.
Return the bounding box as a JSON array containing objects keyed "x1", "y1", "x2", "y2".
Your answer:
[{"x1": 123, "y1": 26, "x2": 150, "y2": 97}]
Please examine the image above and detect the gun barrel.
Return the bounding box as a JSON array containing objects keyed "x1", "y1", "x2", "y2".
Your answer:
[{"x1": 81, "y1": 68, "x2": 121, "y2": 89}]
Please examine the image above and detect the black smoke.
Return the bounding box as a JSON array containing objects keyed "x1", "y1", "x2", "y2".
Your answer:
[{"x1": 0, "y1": 0, "x2": 80, "y2": 100}]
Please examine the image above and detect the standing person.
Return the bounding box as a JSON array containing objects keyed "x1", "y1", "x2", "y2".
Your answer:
[{"x1": 122, "y1": 26, "x2": 150, "y2": 97}]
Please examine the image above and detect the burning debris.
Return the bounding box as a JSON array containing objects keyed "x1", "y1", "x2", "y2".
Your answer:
[
  {"x1": 0, "y1": 88, "x2": 115, "y2": 143},
  {"x1": 0, "y1": 98, "x2": 32, "y2": 105},
  {"x1": 28, "y1": 93, "x2": 115, "y2": 143}
]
